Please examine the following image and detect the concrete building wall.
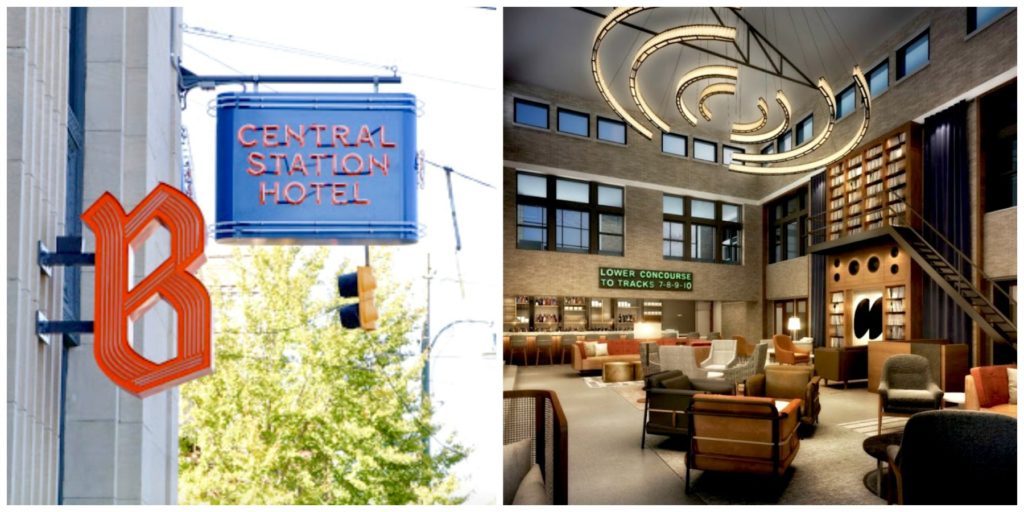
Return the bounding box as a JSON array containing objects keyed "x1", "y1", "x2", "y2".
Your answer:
[
  {"x1": 765, "y1": 256, "x2": 810, "y2": 300},
  {"x1": 983, "y1": 208, "x2": 1017, "y2": 280},
  {"x1": 7, "y1": 7, "x2": 182, "y2": 505},
  {"x1": 6, "y1": 7, "x2": 70, "y2": 505}
]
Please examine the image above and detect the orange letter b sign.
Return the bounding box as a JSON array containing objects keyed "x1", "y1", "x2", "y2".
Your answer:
[{"x1": 82, "y1": 183, "x2": 212, "y2": 397}]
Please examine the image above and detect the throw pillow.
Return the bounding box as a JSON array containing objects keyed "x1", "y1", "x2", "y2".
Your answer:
[
  {"x1": 512, "y1": 463, "x2": 548, "y2": 505},
  {"x1": 661, "y1": 374, "x2": 691, "y2": 390},
  {"x1": 583, "y1": 342, "x2": 597, "y2": 357},
  {"x1": 1008, "y1": 368, "x2": 1017, "y2": 405},
  {"x1": 595, "y1": 343, "x2": 609, "y2": 357},
  {"x1": 502, "y1": 438, "x2": 532, "y2": 505}
]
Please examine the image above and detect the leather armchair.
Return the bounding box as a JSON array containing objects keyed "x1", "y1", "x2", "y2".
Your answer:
[
  {"x1": 641, "y1": 370, "x2": 705, "y2": 448},
  {"x1": 885, "y1": 410, "x2": 1016, "y2": 505},
  {"x1": 877, "y1": 354, "x2": 943, "y2": 434},
  {"x1": 814, "y1": 345, "x2": 867, "y2": 388},
  {"x1": 745, "y1": 364, "x2": 821, "y2": 427},
  {"x1": 686, "y1": 394, "x2": 802, "y2": 493},
  {"x1": 773, "y1": 334, "x2": 811, "y2": 365}
]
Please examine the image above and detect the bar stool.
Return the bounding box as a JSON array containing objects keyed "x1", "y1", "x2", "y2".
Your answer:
[
  {"x1": 559, "y1": 334, "x2": 577, "y2": 364},
  {"x1": 509, "y1": 335, "x2": 528, "y2": 366},
  {"x1": 535, "y1": 335, "x2": 554, "y2": 365}
]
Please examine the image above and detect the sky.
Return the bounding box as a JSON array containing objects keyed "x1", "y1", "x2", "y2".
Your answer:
[{"x1": 180, "y1": 5, "x2": 502, "y2": 504}]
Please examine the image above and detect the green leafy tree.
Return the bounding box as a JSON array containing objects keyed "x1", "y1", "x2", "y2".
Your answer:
[{"x1": 179, "y1": 246, "x2": 464, "y2": 504}]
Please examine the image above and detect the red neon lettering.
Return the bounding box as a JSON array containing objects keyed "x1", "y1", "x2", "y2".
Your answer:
[
  {"x1": 284, "y1": 125, "x2": 305, "y2": 148},
  {"x1": 262, "y1": 124, "x2": 280, "y2": 147},
  {"x1": 379, "y1": 125, "x2": 397, "y2": 147},
  {"x1": 237, "y1": 124, "x2": 258, "y2": 147},
  {"x1": 309, "y1": 153, "x2": 330, "y2": 176},
  {"x1": 341, "y1": 154, "x2": 365, "y2": 175},
  {"x1": 268, "y1": 153, "x2": 287, "y2": 175},
  {"x1": 331, "y1": 183, "x2": 348, "y2": 204},
  {"x1": 369, "y1": 154, "x2": 389, "y2": 176},
  {"x1": 259, "y1": 181, "x2": 279, "y2": 205},
  {"x1": 352, "y1": 181, "x2": 370, "y2": 205},
  {"x1": 247, "y1": 152, "x2": 266, "y2": 176},
  {"x1": 332, "y1": 125, "x2": 352, "y2": 147},
  {"x1": 283, "y1": 182, "x2": 305, "y2": 205},
  {"x1": 310, "y1": 124, "x2": 328, "y2": 147},
  {"x1": 309, "y1": 182, "x2": 329, "y2": 205},
  {"x1": 80, "y1": 184, "x2": 212, "y2": 398},
  {"x1": 288, "y1": 154, "x2": 309, "y2": 176},
  {"x1": 356, "y1": 125, "x2": 375, "y2": 147}
]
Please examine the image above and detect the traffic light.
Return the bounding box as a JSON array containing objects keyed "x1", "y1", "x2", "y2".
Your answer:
[{"x1": 337, "y1": 266, "x2": 378, "y2": 331}]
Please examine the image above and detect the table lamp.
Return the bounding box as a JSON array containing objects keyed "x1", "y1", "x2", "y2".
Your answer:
[{"x1": 787, "y1": 316, "x2": 801, "y2": 340}]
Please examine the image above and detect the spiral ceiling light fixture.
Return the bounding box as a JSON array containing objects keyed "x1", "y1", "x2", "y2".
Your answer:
[{"x1": 589, "y1": 7, "x2": 873, "y2": 175}]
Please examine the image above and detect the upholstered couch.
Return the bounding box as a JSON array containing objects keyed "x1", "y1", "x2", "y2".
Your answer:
[
  {"x1": 572, "y1": 338, "x2": 676, "y2": 373},
  {"x1": 964, "y1": 364, "x2": 1017, "y2": 417}
]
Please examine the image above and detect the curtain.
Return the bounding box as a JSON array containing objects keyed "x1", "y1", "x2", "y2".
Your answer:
[
  {"x1": 809, "y1": 172, "x2": 827, "y2": 347},
  {"x1": 922, "y1": 101, "x2": 972, "y2": 346}
]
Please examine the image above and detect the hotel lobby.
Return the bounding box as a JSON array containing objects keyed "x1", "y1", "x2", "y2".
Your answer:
[{"x1": 501, "y1": 6, "x2": 1017, "y2": 506}]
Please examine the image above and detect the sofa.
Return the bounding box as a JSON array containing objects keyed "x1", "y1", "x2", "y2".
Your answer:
[
  {"x1": 814, "y1": 345, "x2": 868, "y2": 388},
  {"x1": 964, "y1": 364, "x2": 1017, "y2": 417},
  {"x1": 572, "y1": 338, "x2": 676, "y2": 373}
]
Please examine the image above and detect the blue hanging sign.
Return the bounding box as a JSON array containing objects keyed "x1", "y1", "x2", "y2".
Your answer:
[{"x1": 215, "y1": 92, "x2": 418, "y2": 244}]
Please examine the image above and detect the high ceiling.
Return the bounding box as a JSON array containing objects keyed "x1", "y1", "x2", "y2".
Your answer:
[{"x1": 504, "y1": 7, "x2": 926, "y2": 142}]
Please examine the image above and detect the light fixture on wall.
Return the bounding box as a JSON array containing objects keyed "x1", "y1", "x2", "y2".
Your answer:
[
  {"x1": 787, "y1": 316, "x2": 802, "y2": 340},
  {"x1": 589, "y1": 7, "x2": 873, "y2": 176}
]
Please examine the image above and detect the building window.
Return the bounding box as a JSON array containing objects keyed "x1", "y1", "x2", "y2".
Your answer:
[
  {"x1": 967, "y1": 7, "x2": 1012, "y2": 34},
  {"x1": 514, "y1": 98, "x2": 549, "y2": 129},
  {"x1": 896, "y1": 30, "x2": 929, "y2": 80},
  {"x1": 723, "y1": 145, "x2": 744, "y2": 165},
  {"x1": 795, "y1": 116, "x2": 813, "y2": 146},
  {"x1": 867, "y1": 60, "x2": 889, "y2": 98},
  {"x1": 836, "y1": 84, "x2": 856, "y2": 119},
  {"x1": 777, "y1": 130, "x2": 793, "y2": 152},
  {"x1": 981, "y1": 80, "x2": 1017, "y2": 212},
  {"x1": 557, "y1": 107, "x2": 589, "y2": 137},
  {"x1": 662, "y1": 132, "x2": 688, "y2": 157},
  {"x1": 767, "y1": 188, "x2": 808, "y2": 263},
  {"x1": 761, "y1": 143, "x2": 776, "y2": 155},
  {"x1": 597, "y1": 116, "x2": 626, "y2": 144},
  {"x1": 663, "y1": 194, "x2": 742, "y2": 264},
  {"x1": 694, "y1": 138, "x2": 717, "y2": 162},
  {"x1": 516, "y1": 172, "x2": 625, "y2": 256},
  {"x1": 774, "y1": 299, "x2": 808, "y2": 337},
  {"x1": 517, "y1": 205, "x2": 547, "y2": 250}
]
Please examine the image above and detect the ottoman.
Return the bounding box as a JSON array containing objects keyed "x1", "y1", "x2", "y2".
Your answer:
[{"x1": 603, "y1": 362, "x2": 633, "y2": 383}]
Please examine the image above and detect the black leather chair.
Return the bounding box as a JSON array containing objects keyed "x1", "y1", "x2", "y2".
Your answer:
[
  {"x1": 886, "y1": 410, "x2": 1017, "y2": 505},
  {"x1": 641, "y1": 370, "x2": 734, "y2": 449}
]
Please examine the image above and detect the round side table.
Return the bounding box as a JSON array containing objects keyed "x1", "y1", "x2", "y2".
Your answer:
[{"x1": 862, "y1": 431, "x2": 903, "y2": 498}]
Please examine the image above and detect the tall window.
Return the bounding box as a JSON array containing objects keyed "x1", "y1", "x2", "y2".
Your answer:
[
  {"x1": 896, "y1": 30, "x2": 929, "y2": 80},
  {"x1": 981, "y1": 80, "x2": 1017, "y2": 212},
  {"x1": 777, "y1": 130, "x2": 793, "y2": 152},
  {"x1": 663, "y1": 194, "x2": 742, "y2": 264},
  {"x1": 514, "y1": 98, "x2": 549, "y2": 129},
  {"x1": 967, "y1": 7, "x2": 1012, "y2": 34},
  {"x1": 597, "y1": 117, "x2": 626, "y2": 144},
  {"x1": 516, "y1": 172, "x2": 625, "y2": 255},
  {"x1": 662, "y1": 132, "x2": 688, "y2": 157},
  {"x1": 867, "y1": 60, "x2": 889, "y2": 98},
  {"x1": 557, "y1": 107, "x2": 589, "y2": 137},
  {"x1": 836, "y1": 84, "x2": 856, "y2": 119},
  {"x1": 795, "y1": 115, "x2": 813, "y2": 146},
  {"x1": 768, "y1": 188, "x2": 808, "y2": 263}
]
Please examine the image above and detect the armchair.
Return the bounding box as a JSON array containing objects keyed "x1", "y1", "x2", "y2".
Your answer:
[
  {"x1": 503, "y1": 390, "x2": 568, "y2": 505},
  {"x1": 700, "y1": 339, "x2": 737, "y2": 371},
  {"x1": 745, "y1": 364, "x2": 820, "y2": 427},
  {"x1": 877, "y1": 354, "x2": 943, "y2": 434},
  {"x1": 686, "y1": 394, "x2": 802, "y2": 493},
  {"x1": 773, "y1": 334, "x2": 810, "y2": 365},
  {"x1": 716, "y1": 342, "x2": 768, "y2": 385},
  {"x1": 734, "y1": 335, "x2": 755, "y2": 359},
  {"x1": 885, "y1": 410, "x2": 1016, "y2": 505},
  {"x1": 641, "y1": 370, "x2": 706, "y2": 448},
  {"x1": 964, "y1": 364, "x2": 1017, "y2": 417}
]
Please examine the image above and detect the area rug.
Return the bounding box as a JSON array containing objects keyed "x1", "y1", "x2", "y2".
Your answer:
[
  {"x1": 581, "y1": 376, "x2": 643, "y2": 389},
  {"x1": 611, "y1": 382, "x2": 647, "y2": 411},
  {"x1": 650, "y1": 425, "x2": 884, "y2": 505}
]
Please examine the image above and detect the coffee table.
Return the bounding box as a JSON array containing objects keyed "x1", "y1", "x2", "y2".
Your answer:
[
  {"x1": 602, "y1": 362, "x2": 633, "y2": 383},
  {"x1": 943, "y1": 391, "x2": 966, "y2": 408},
  {"x1": 862, "y1": 431, "x2": 903, "y2": 498}
]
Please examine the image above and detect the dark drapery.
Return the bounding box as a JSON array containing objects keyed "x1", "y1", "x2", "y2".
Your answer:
[
  {"x1": 922, "y1": 101, "x2": 972, "y2": 345},
  {"x1": 809, "y1": 172, "x2": 827, "y2": 347}
]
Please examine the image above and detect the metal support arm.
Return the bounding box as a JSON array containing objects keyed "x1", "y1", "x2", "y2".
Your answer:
[
  {"x1": 177, "y1": 65, "x2": 402, "y2": 105},
  {"x1": 39, "y1": 236, "x2": 95, "y2": 275}
]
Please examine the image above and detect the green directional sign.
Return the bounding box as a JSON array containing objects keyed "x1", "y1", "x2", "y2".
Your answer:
[{"x1": 598, "y1": 267, "x2": 693, "y2": 291}]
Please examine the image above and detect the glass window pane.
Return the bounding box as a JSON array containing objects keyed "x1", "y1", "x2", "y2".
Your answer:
[
  {"x1": 598, "y1": 185, "x2": 623, "y2": 207},
  {"x1": 663, "y1": 133, "x2": 687, "y2": 156},
  {"x1": 868, "y1": 61, "x2": 888, "y2": 97},
  {"x1": 517, "y1": 205, "x2": 547, "y2": 250},
  {"x1": 514, "y1": 99, "x2": 549, "y2": 129},
  {"x1": 785, "y1": 221, "x2": 799, "y2": 259},
  {"x1": 517, "y1": 173, "x2": 547, "y2": 198},
  {"x1": 694, "y1": 139, "x2": 717, "y2": 162},
  {"x1": 762, "y1": 144, "x2": 775, "y2": 155},
  {"x1": 691, "y1": 199, "x2": 715, "y2": 219},
  {"x1": 773, "y1": 226, "x2": 783, "y2": 262},
  {"x1": 898, "y1": 31, "x2": 928, "y2": 79},
  {"x1": 972, "y1": 7, "x2": 1011, "y2": 31},
  {"x1": 778, "y1": 131, "x2": 793, "y2": 152},
  {"x1": 796, "y1": 117, "x2": 813, "y2": 146},
  {"x1": 557, "y1": 108, "x2": 589, "y2": 137},
  {"x1": 837, "y1": 86, "x2": 855, "y2": 118},
  {"x1": 722, "y1": 204, "x2": 740, "y2": 223},
  {"x1": 787, "y1": 195, "x2": 801, "y2": 214},
  {"x1": 691, "y1": 224, "x2": 715, "y2": 260},
  {"x1": 723, "y1": 146, "x2": 743, "y2": 165},
  {"x1": 597, "y1": 117, "x2": 626, "y2": 144},
  {"x1": 670, "y1": 222, "x2": 683, "y2": 240},
  {"x1": 599, "y1": 234, "x2": 623, "y2": 255},
  {"x1": 599, "y1": 214, "x2": 623, "y2": 234},
  {"x1": 556, "y1": 179, "x2": 589, "y2": 203},
  {"x1": 721, "y1": 227, "x2": 741, "y2": 263},
  {"x1": 556, "y1": 209, "x2": 589, "y2": 252},
  {"x1": 663, "y1": 195, "x2": 684, "y2": 216}
]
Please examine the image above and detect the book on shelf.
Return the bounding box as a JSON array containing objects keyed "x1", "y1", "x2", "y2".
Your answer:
[
  {"x1": 847, "y1": 154, "x2": 863, "y2": 167},
  {"x1": 866, "y1": 145, "x2": 884, "y2": 159},
  {"x1": 888, "y1": 147, "x2": 905, "y2": 160},
  {"x1": 886, "y1": 161, "x2": 905, "y2": 176},
  {"x1": 886, "y1": 174, "x2": 906, "y2": 189},
  {"x1": 888, "y1": 286, "x2": 905, "y2": 299}
]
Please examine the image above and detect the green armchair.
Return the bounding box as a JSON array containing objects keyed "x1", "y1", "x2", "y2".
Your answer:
[{"x1": 745, "y1": 365, "x2": 821, "y2": 427}]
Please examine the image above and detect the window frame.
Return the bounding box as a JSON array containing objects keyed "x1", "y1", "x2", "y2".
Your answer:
[
  {"x1": 513, "y1": 97, "x2": 550, "y2": 130},
  {"x1": 866, "y1": 59, "x2": 890, "y2": 99},
  {"x1": 774, "y1": 298, "x2": 809, "y2": 337},
  {"x1": 596, "y1": 116, "x2": 627, "y2": 145},
  {"x1": 836, "y1": 84, "x2": 856, "y2": 120},
  {"x1": 555, "y1": 107, "x2": 590, "y2": 138},
  {"x1": 515, "y1": 172, "x2": 626, "y2": 256},
  {"x1": 761, "y1": 143, "x2": 776, "y2": 155},
  {"x1": 693, "y1": 138, "x2": 718, "y2": 163},
  {"x1": 794, "y1": 115, "x2": 813, "y2": 146},
  {"x1": 662, "y1": 194, "x2": 743, "y2": 264},
  {"x1": 767, "y1": 187, "x2": 808, "y2": 264},
  {"x1": 662, "y1": 132, "x2": 689, "y2": 158},
  {"x1": 895, "y1": 28, "x2": 930, "y2": 83},
  {"x1": 723, "y1": 144, "x2": 744, "y2": 165},
  {"x1": 966, "y1": 7, "x2": 1014, "y2": 38},
  {"x1": 777, "y1": 130, "x2": 793, "y2": 153}
]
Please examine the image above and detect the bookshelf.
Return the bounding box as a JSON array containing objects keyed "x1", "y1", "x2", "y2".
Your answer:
[
  {"x1": 885, "y1": 285, "x2": 907, "y2": 340},
  {"x1": 561, "y1": 296, "x2": 587, "y2": 331},
  {"x1": 642, "y1": 300, "x2": 663, "y2": 322},
  {"x1": 829, "y1": 291, "x2": 845, "y2": 347}
]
